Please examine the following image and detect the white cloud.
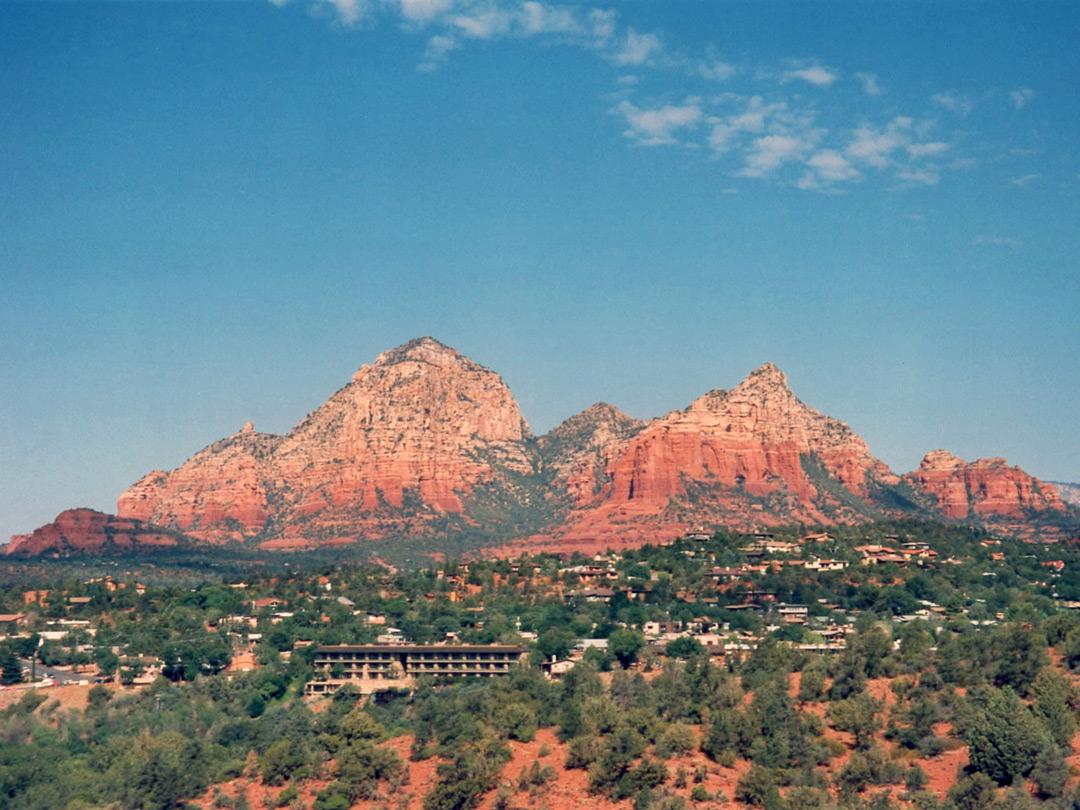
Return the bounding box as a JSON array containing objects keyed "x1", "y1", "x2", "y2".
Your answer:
[
  {"x1": 906, "y1": 142, "x2": 949, "y2": 159},
  {"x1": 894, "y1": 167, "x2": 940, "y2": 187},
  {"x1": 783, "y1": 65, "x2": 837, "y2": 87},
  {"x1": 698, "y1": 60, "x2": 736, "y2": 81},
  {"x1": 520, "y1": 2, "x2": 581, "y2": 35},
  {"x1": 738, "y1": 134, "x2": 813, "y2": 177},
  {"x1": 1010, "y1": 88, "x2": 1035, "y2": 109},
  {"x1": 1010, "y1": 173, "x2": 1041, "y2": 187},
  {"x1": 269, "y1": 0, "x2": 986, "y2": 196},
  {"x1": 419, "y1": 33, "x2": 459, "y2": 71},
  {"x1": 587, "y1": 8, "x2": 616, "y2": 42},
  {"x1": 706, "y1": 96, "x2": 784, "y2": 153},
  {"x1": 452, "y1": 10, "x2": 511, "y2": 38},
  {"x1": 974, "y1": 235, "x2": 1022, "y2": 249},
  {"x1": 931, "y1": 93, "x2": 972, "y2": 115},
  {"x1": 807, "y1": 149, "x2": 860, "y2": 181},
  {"x1": 855, "y1": 72, "x2": 881, "y2": 96},
  {"x1": 614, "y1": 28, "x2": 662, "y2": 65},
  {"x1": 614, "y1": 99, "x2": 702, "y2": 146},
  {"x1": 846, "y1": 118, "x2": 912, "y2": 168},
  {"x1": 322, "y1": 0, "x2": 367, "y2": 24},
  {"x1": 399, "y1": 0, "x2": 452, "y2": 22}
]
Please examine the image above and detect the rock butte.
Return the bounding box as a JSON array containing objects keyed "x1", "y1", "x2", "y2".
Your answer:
[
  {"x1": 6, "y1": 508, "x2": 183, "y2": 556},
  {"x1": 8, "y1": 337, "x2": 1075, "y2": 555}
]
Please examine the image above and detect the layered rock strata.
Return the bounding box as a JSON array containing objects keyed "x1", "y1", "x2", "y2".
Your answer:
[
  {"x1": 907, "y1": 450, "x2": 1065, "y2": 520},
  {"x1": 8, "y1": 338, "x2": 1074, "y2": 555},
  {"x1": 6, "y1": 509, "x2": 183, "y2": 556}
]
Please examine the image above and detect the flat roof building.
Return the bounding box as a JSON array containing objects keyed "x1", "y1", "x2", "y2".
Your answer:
[{"x1": 306, "y1": 644, "x2": 528, "y2": 696}]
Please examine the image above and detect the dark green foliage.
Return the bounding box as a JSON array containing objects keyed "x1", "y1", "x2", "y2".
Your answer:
[
  {"x1": 116, "y1": 730, "x2": 215, "y2": 810},
  {"x1": 1029, "y1": 666, "x2": 1079, "y2": 747},
  {"x1": 259, "y1": 738, "x2": 308, "y2": 786},
  {"x1": 945, "y1": 773, "x2": 998, "y2": 810},
  {"x1": 735, "y1": 764, "x2": 782, "y2": 810},
  {"x1": 837, "y1": 745, "x2": 904, "y2": 796},
  {"x1": 0, "y1": 647, "x2": 22, "y2": 685},
  {"x1": 609, "y1": 628, "x2": 647, "y2": 669},
  {"x1": 961, "y1": 687, "x2": 1053, "y2": 784},
  {"x1": 993, "y1": 626, "x2": 1049, "y2": 695},
  {"x1": 313, "y1": 784, "x2": 351, "y2": 810},
  {"x1": 700, "y1": 706, "x2": 750, "y2": 762},
  {"x1": 798, "y1": 658, "x2": 827, "y2": 704},
  {"x1": 654, "y1": 723, "x2": 696, "y2": 759},
  {"x1": 827, "y1": 693, "x2": 881, "y2": 750},
  {"x1": 665, "y1": 636, "x2": 705, "y2": 660},
  {"x1": 423, "y1": 741, "x2": 510, "y2": 810},
  {"x1": 1030, "y1": 745, "x2": 1069, "y2": 798}
]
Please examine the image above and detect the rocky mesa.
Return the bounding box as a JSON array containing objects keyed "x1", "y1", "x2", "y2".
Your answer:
[
  {"x1": 6, "y1": 508, "x2": 188, "y2": 557},
  {"x1": 906, "y1": 449, "x2": 1065, "y2": 522}
]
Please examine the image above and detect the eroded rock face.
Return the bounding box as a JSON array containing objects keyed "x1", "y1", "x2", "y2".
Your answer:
[
  {"x1": 115, "y1": 338, "x2": 537, "y2": 545},
  {"x1": 534, "y1": 364, "x2": 902, "y2": 544},
  {"x1": 116, "y1": 423, "x2": 282, "y2": 543},
  {"x1": 907, "y1": 450, "x2": 1065, "y2": 520},
  {"x1": 5, "y1": 509, "x2": 182, "y2": 556},
  {"x1": 538, "y1": 403, "x2": 644, "y2": 506},
  {"x1": 12, "y1": 339, "x2": 1069, "y2": 556}
]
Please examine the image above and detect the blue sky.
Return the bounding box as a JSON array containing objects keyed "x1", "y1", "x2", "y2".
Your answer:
[{"x1": 2, "y1": 0, "x2": 1078, "y2": 542}]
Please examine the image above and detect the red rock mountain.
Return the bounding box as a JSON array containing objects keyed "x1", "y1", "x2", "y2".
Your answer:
[
  {"x1": 117, "y1": 338, "x2": 537, "y2": 547},
  {"x1": 9, "y1": 338, "x2": 1076, "y2": 555},
  {"x1": 906, "y1": 449, "x2": 1065, "y2": 521},
  {"x1": 6, "y1": 509, "x2": 186, "y2": 556},
  {"x1": 526, "y1": 363, "x2": 906, "y2": 549}
]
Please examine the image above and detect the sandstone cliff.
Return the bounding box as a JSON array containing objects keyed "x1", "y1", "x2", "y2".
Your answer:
[
  {"x1": 525, "y1": 364, "x2": 906, "y2": 548},
  {"x1": 538, "y1": 403, "x2": 644, "y2": 507},
  {"x1": 10, "y1": 338, "x2": 1075, "y2": 556},
  {"x1": 907, "y1": 449, "x2": 1065, "y2": 521},
  {"x1": 114, "y1": 337, "x2": 539, "y2": 547},
  {"x1": 6, "y1": 509, "x2": 187, "y2": 556},
  {"x1": 116, "y1": 423, "x2": 282, "y2": 543}
]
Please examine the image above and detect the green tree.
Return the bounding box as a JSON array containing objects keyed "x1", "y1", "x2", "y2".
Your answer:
[
  {"x1": 945, "y1": 773, "x2": 997, "y2": 810},
  {"x1": 1030, "y1": 745, "x2": 1069, "y2": 799},
  {"x1": 828, "y1": 693, "x2": 881, "y2": 750},
  {"x1": 665, "y1": 637, "x2": 705, "y2": 660},
  {"x1": 963, "y1": 687, "x2": 1052, "y2": 784},
  {"x1": 0, "y1": 647, "x2": 23, "y2": 685},
  {"x1": 609, "y1": 629, "x2": 646, "y2": 670},
  {"x1": 735, "y1": 765, "x2": 782, "y2": 810}
]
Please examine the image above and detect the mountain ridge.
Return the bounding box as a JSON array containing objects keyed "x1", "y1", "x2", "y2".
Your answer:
[{"x1": 9, "y1": 338, "x2": 1078, "y2": 556}]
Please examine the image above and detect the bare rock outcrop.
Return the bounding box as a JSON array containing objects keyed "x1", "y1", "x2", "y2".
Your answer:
[
  {"x1": 538, "y1": 403, "x2": 644, "y2": 506},
  {"x1": 6, "y1": 508, "x2": 183, "y2": 556},
  {"x1": 115, "y1": 337, "x2": 537, "y2": 546},
  {"x1": 11, "y1": 338, "x2": 1072, "y2": 556},
  {"x1": 907, "y1": 449, "x2": 1065, "y2": 520},
  {"x1": 533, "y1": 363, "x2": 902, "y2": 545}
]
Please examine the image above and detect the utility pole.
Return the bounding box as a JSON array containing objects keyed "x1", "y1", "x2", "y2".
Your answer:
[{"x1": 32, "y1": 636, "x2": 42, "y2": 682}]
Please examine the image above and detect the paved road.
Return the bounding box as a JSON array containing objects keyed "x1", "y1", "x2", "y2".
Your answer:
[{"x1": 16, "y1": 658, "x2": 90, "y2": 685}]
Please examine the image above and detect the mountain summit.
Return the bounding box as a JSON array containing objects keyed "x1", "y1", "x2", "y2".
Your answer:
[
  {"x1": 118, "y1": 337, "x2": 537, "y2": 546},
  {"x1": 11, "y1": 338, "x2": 1074, "y2": 555}
]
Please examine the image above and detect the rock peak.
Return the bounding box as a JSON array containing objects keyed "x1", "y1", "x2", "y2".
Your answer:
[
  {"x1": 370, "y1": 336, "x2": 475, "y2": 371},
  {"x1": 742, "y1": 362, "x2": 789, "y2": 388},
  {"x1": 919, "y1": 449, "x2": 966, "y2": 469}
]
